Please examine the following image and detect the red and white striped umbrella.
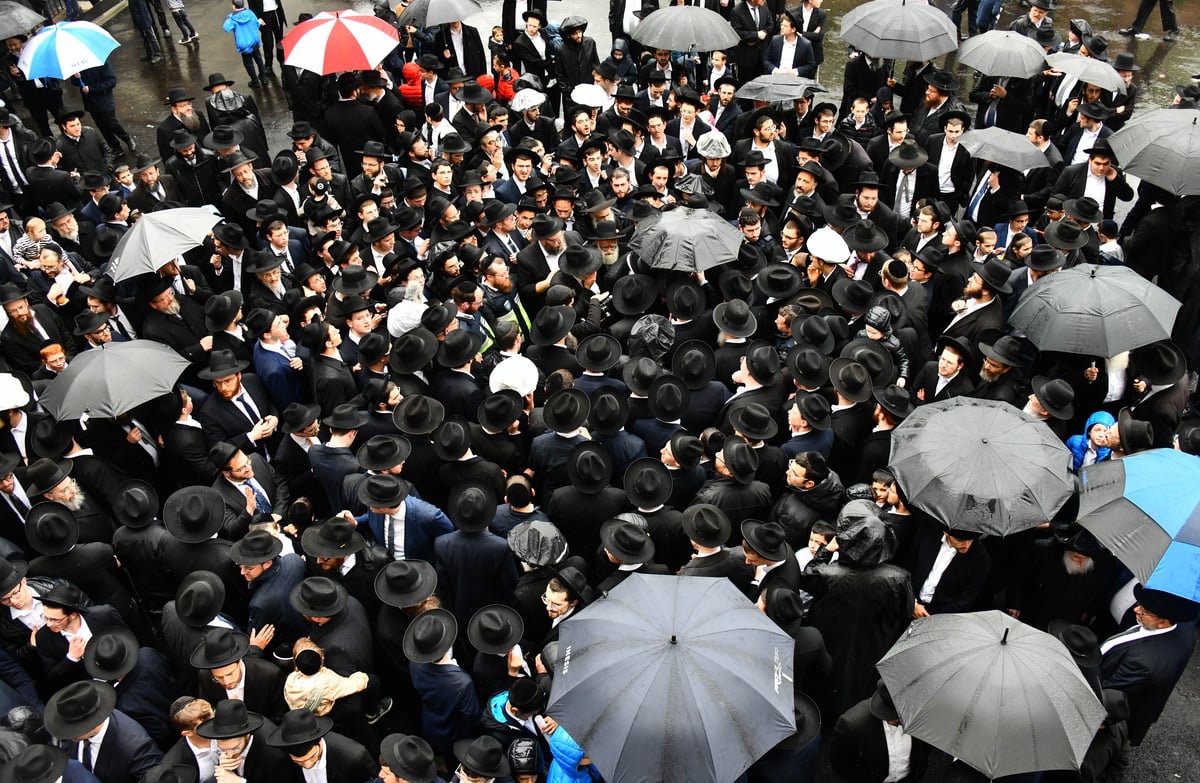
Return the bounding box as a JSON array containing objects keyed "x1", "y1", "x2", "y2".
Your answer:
[{"x1": 282, "y1": 10, "x2": 399, "y2": 75}]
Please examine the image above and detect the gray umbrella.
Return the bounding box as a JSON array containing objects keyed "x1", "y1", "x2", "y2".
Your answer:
[
  {"x1": 0, "y1": 1, "x2": 47, "y2": 41},
  {"x1": 735, "y1": 74, "x2": 828, "y2": 103},
  {"x1": 1045, "y1": 52, "x2": 1126, "y2": 94},
  {"x1": 629, "y1": 206, "x2": 743, "y2": 272},
  {"x1": 106, "y1": 207, "x2": 221, "y2": 283},
  {"x1": 839, "y1": 0, "x2": 959, "y2": 62},
  {"x1": 878, "y1": 611, "x2": 1106, "y2": 779},
  {"x1": 959, "y1": 126, "x2": 1052, "y2": 170},
  {"x1": 1008, "y1": 264, "x2": 1181, "y2": 356},
  {"x1": 548, "y1": 574, "x2": 795, "y2": 783},
  {"x1": 958, "y1": 29, "x2": 1048, "y2": 78},
  {"x1": 397, "y1": 0, "x2": 484, "y2": 28},
  {"x1": 41, "y1": 341, "x2": 192, "y2": 420},
  {"x1": 889, "y1": 397, "x2": 1074, "y2": 536},
  {"x1": 632, "y1": 6, "x2": 739, "y2": 52},
  {"x1": 1108, "y1": 108, "x2": 1200, "y2": 197}
]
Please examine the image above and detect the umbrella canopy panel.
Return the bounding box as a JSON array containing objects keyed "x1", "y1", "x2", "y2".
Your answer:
[
  {"x1": 40, "y1": 341, "x2": 192, "y2": 420},
  {"x1": 1078, "y1": 448, "x2": 1200, "y2": 601},
  {"x1": 632, "y1": 6, "x2": 740, "y2": 52},
  {"x1": 960, "y1": 126, "x2": 1052, "y2": 170},
  {"x1": 839, "y1": 0, "x2": 959, "y2": 62},
  {"x1": 736, "y1": 74, "x2": 828, "y2": 102},
  {"x1": 1045, "y1": 53, "x2": 1126, "y2": 95},
  {"x1": 17, "y1": 21, "x2": 119, "y2": 79},
  {"x1": 282, "y1": 10, "x2": 400, "y2": 75},
  {"x1": 549, "y1": 575, "x2": 795, "y2": 783},
  {"x1": 628, "y1": 207, "x2": 744, "y2": 272},
  {"x1": 397, "y1": 0, "x2": 485, "y2": 28},
  {"x1": 878, "y1": 611, "x2": 1106, "y2": 779},
  {"x1": 0, "y1": 1, "x2": 50, "y2": 42},
  {"x1": 106, "y1": 207, "x2": 222, "y2": 283},
  {"x1": 1108, "y1": 109, "x2": 1200, "y2": 197},
  {"x1": 958, "y1": 29, "x2": 1048, "y2": 78}
]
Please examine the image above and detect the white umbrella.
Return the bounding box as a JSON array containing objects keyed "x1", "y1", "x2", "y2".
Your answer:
[
  {"x1": 1108, "y1": 109, "x2": 1200, "y2": 196},
  {"x1": 959, "y1": 30, "x2": 1047, "y2": 78},
  {"x1": 1045, "y1": 53, "x2": 1126, "y2": 94},
  {"x1": 632, "y1": 6, "x2": 739, "y2": 52},
  {"x1": 106, "y1": 207, "x2": 221, "y2": 283},
  {"x1": 840, "y1": 0, "x2": 959, "y2": 62}
]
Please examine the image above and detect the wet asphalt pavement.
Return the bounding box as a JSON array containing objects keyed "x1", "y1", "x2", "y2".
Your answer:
[{"x1": 17, "y1": 0, "x2": 1200, "y2": 779}]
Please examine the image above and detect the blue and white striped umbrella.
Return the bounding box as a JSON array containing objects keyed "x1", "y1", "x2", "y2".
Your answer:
[{"x1": 17, "y1": 21, "x2": 119, "y2": 80}]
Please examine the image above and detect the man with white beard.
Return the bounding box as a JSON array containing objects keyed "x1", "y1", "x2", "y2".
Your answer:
[
  {"x1": 23, "y1": 457, "x2": 116, "y2": 544},
  {"x1": 156, "y1": 87, "x2": 213, "y2": 162},
  {"x1": 1005, "y1": 528, "x2": 1117, "y2": 631}
]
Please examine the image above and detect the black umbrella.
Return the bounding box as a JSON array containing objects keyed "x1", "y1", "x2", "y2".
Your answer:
[
  {"x1": 631, "y1": 6, "x2": 739, "y2": 53},
  {"x1": 736, "y1": 74, "x2": 828, "y2": 103},
  {"x1": 888, "y1": 397, "x2": 1074, "y2": 536},
  {"x1": 628, "y1": 207, "x2": 743, "y2": 273},
  {"x1": 41, "y1": 341, "x2": 192, "y2": 420},
  {"x1": 548, "y1": 574, "x2": 795, "y2": 783}
]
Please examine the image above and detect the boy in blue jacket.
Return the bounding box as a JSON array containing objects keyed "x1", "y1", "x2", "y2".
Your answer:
[{"x1": 223, "y1": 0, "x2": 267, "y2": 87}]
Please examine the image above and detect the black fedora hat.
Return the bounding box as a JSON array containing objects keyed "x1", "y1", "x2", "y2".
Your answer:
[
  {"x1": 624, "y1": 457, "x2": 671, "y2": 508},
  {"x1": 566, "y1": 442, "x2": 613, "y2": 494},
  {"x1": 611, "y1": 273, "x2": 658, "y2": 316},
  {"x1": 600, "y1": 518, "x2": 655, "y2": 564},
  {"x1": 1031, "y1": 375, "x2": 1075, "y2": 420},
  {"x1": 437, "y1": 329, "x2": 484, "y2": 368},
  {"x1": 544, "y1": 388, "x2": 591, "y2": 433},
  {"x1": 375, "y1": 559, "x2": 437, "y2": 608},
  {"x1": 45, "y1": 681, "x2": 117, "y2": 739},
  {"x1": 721, "y1": 438, "x2": 759, "y2": 483},
  {"x1": 196, "y1": 700, "x2": 265, "y2": 740},
  {"x1": 24, "y1": 457, "x2": 72, "y2": 496},
  {"x1": 740, "y1": 519, "x2": 791, "y2": 562},
  {"x1": 197, "y1": 348, "x2": 249, "y2": 381},
  {"x1": 164, "y1": 486, "x2": 226, "y2": 543},
  {"x1": 668, "y1": 430, "x2": 703, "y2": 468},
  {"x1": 1064, "y1": 196, "x2": 1102, "y2": 225},
  {"x1": 202, "y1": 292, "x2": 245, "y2": 336},
  {"x1": 713, "y1": 298, "x2": 757, "y2": 338},
  {"x1": 290, "y1": 576, "x2": 349, "y2": 618},
  {"x1": 334, "y1": 265, "x2": 379, "y2": 296},
  {"x1": 477, "y1": 390, "x2": 524, "y2": 433},
  {"x1": 681, "y1": 504, "x2": 730, "y2": 548},
  {"x1": 1077, "y1": 101, "x2": 1112, "y2": 121},
  {"x1": 530, "y1": 305, "x2": 577, "y2": 346},
  {"x1": 666, "y1": 280, "x2": 705, "y2": 320},
  {"x1": 83, "y1": 627, "x2": 141, "y2": 682},
  {"x1": 588, "y1": 389, "x2": 630, "y2": 436},
  {"x1": 755, "y1": 264, "x2": 803, "y2": 300},
  {"x1": 230, "y1": 529, "x2": 283, "y2": 566},
  {"x1": 1132, "y1": 340, "x2": 1186, "y2": 386},
  {"x1": 357, "y1": 473, "x2": 410, "y2": 510},
  {"x1": 1116, "y1": 408, "x2": 1154, "y2": 455},
  {"x1": 188, "y1": 627, "x2": 251, "y2": 670},
  {"x1": 265, "y1": 708, "x2": 334, "y2": 748},
  {"x1": 648, "y1": 375, "x2": 689, "y2": 422},
  {"x1": 173, "y1": 571, "x2": 226, "y2": 628},
  {"x1": 392, "y1": 394, "x2": 446, "y2": 435},
  {"x1": 794, "y1": 392, "x2": 832, "y2": 430},
  {"x1": 730, "y1": 402, "x2": 778, "y2": 442},
  {"x1": 842, "y1": 219, "x2": 889, "y2": 253},
  {"x1": 788, "y1": 347, "x2": 831, "y2": 389},
  {"x1": 1047, "y1": 620, "x2": 1102, "y2": 669},
  {"x1": 1042, "y1": 218, "x2": 1088, "y2": 251},
  {"x1": 0, "y1": 745, "x2": 69, "y2": 783},
  {"x1": 0, "y1": 557, "x2": 27, "y2": 595},
  {"x1": 389, "y1": 328, "x2": 439, "y2": 375},
  {"x1": 979, "y1": 335, "x2": 1023, "y2": 367},
  {"x1": 1026, "y1": 244, "x2": 1065, "y2": 272},
  {"x1": 447, "y1": 482, "x2": 497, "y2": 533},
  {"x1": 576, "y1": 333, "x2": 622, "y2": 373},
  {"x1": 873, "y1": 384, "x2": 915, "y2": 421},
  {"x1": 280, "y1": 402, "x2": 321, "y2": 434},
  {"x1": 925, "y1": 68, "x2": 960, "y2": 92},
  {"x1": 832, "y1": 278, "x2": 875, "y2": 315},
  {"x1": 972, "y1": 257, "x2": 1014, "y2": 294},
  {"x1": 455, "y1": 737, "x2": 511, "y2": 779},
  {"x1": 30, "y1": 417, "x2": 73, "y2": 459},
  {"x1": 380, "y1": 736, "x2": 437, "y2": 783},
  {"x1": 467, "y1": 604, "x2": 524, "y2": 655},
  {"x1": 821, "y1": 194, "x2": 861, "y2": 230},
  {"x1": 792, "y1": 314, "x2": 835, "y2": 356},
  {"x1": 888, "y1": 138, "x2": 929, "y2": 169},
  {"x1": 622, "y1": 356, "x2": 661, "y2": 396},
  {"x1": 672, "y1": 340, "x2": 716, "y2": 390},
  {"x1": 1132, "y1": 583, "x2": 1200, "y2": 623},
  {"x1": 356, "y1": 434, "x2": 412, "y2": 471},
  {"x1": 26, "y1": 502, "x2": 79, "y2": 556},
  {"x1": 840, "y1": 338, "x2": 896, "y2": 387},
  {"x1": 828, "y1": 357, "x2": 874, "y2": 403},
  {"x1": 301, "y1": 517, "x2": 367, "y2": 559},
  {"x1": 403, "y1": 607, "x2": 457, "y2": 663}
]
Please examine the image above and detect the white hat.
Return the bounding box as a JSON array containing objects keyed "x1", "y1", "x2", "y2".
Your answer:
[
  {"x1": 570, "y1": 83, "x2": 608, "y2": 108},
  {"x1": 806, "y1": 226, "x2": 850, "y2": 263},
  {"x1": 511, "y1": 89, "x2": 548, "y2": 113},
  {"x1": 490, "y1": 355, "x2": 540, "y2": 397},
  {"x1": 696, "y1": 130, "x2": 731, "y2": 159},
  {"x1": 0, "y1": 373, "x2": 30, "y2": 410}
]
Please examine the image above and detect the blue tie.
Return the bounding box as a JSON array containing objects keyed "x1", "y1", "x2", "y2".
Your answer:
[
  {"x1": 968, "y1": 175, "x2": 989, "y2": 220},
  {"x1": 245, "y1": 479, "x2": 272, "y2": 515}
]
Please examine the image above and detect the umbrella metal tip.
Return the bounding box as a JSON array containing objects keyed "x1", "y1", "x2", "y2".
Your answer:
[{"x1": 669, "y1": 635, "x2": 677, "y2": 645}]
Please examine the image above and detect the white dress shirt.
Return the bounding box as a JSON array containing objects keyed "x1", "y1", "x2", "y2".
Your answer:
[{"x1": 918, "y1": 535, "x2": 958, "y2": 603}]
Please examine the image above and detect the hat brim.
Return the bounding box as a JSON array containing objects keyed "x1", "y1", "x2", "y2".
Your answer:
[
  {"x1": 45, "y1": 683, "x2": 118, "y2": 740},
  {"x1": 466, "y1": 604, "x2": 525, "y2": 655},
  {"x1": 196, "y1": 710, "x2": 266, "y2": 740},
  {"x1": 300, "y1": 524, "x2": 367, "y2": 559},
  {"x1": 402, "y1": 609, "x2": 458, "y2": 664},
  {"x1": 289, "y1": 580, "x2": 349, "y2": 618},
  {"x1": 374, "y1": 560, "x2": 438, "y2": 608},
  {"x1": 188, "y1": 630, "x2": 251, "y2": 669}
]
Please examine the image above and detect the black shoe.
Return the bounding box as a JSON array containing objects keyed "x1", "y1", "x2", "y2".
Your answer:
[
  {"x1": 366, "y1": 697, "x2": 393, "y2": 725},
  {"x1": 1118, "y1": 26, "x2": 1137, "y2": 35},
  {"x1": 247, "y1": 78, "x2": 261, "y2": 87},
  {"x1": 1165, "y1": 28, "x2": 1180, "y2": 41}
]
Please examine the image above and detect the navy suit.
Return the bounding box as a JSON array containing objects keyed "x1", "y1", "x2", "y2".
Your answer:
[
  {"x1": 355, "y1": 497, "x2": 455, "y2": 564},
  {"x1": 111, "y1": 647, "x2": 179, "y2": 748},
  {"x1": 434, "y1": 530, "x2": 520, "y2": 628},
  {"x1": 252, "y1": 341, "x2": 306, "y2": 410},
  {"x1": 64, "y1": 709, "x2": 163, "y2": 783},
  {"x1": 1100, "y1": 622, "x2": 1197, "y2": 745}
]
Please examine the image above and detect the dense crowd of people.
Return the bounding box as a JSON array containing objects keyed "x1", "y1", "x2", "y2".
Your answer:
[{"x1": 0, "y1": 0, "x2": 1197, "y2": 780}]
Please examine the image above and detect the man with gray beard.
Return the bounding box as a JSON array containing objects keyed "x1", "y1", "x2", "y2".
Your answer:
[
  {"x1": 1006, "y1": 528, "x2": 1118, "y2": 631},
  {"x1": 970, "y1": 335, "x2": 1027, "y2": 409},
  {"x1": 156, "y1": 88, "x2": 212, "y2": 162},
  {"x1": 23, "y1": 458, "x2": 116, "y2": 544},
  {"x1": 140, "y1": 276, "x2": 215, "y2": 387}
]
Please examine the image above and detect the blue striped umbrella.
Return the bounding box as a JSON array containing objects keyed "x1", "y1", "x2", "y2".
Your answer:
[
  {"x1": 1078, "y1": 448, "x2": 1200, "y2": 603},
  {"x1": 17, "y1": 21, "x2": 119, "y2": 80}
]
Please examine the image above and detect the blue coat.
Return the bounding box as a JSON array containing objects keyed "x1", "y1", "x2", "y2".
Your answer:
[
  {"x1": 253, "y1": 341, "x2": 306, "y2": 410},
  {"x1": 355, "y1": 498, "x2": 454, "y2": 564},
  {"x1": 72, "y1": 63, "x2": 117, "y2": 114},
  {"x1": 247, "y1": 553, "x2": 308, "y2": 642},
  {"x1": 434, "y1": 530, "x2": 520, "y2": 627},
  {"x1": 64, "y1": 709, "x2": 163, "y2": 783},
  {"x1": 63, "y1": 761, "x2": 102, "y2": 783},
  {"x1": 223, "y1": 8, "x2": 262, "y2": 53},
  {"x1": 409, "y1": 661, "x2": 481, "y2": 757}
]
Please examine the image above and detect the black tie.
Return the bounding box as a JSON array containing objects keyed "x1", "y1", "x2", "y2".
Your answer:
[
  {"x1": 2, "y1": 140, "x2": 26, "y2": 189},
  {"x1": 110, "y1": 318, "x2": 130, "y2": 340},
  {"x1": 81, "y1": 742, "x2": 93, "y2": 772},
  {"x1": 5, "y1": 493, "x2": 27, "y2": 518}
]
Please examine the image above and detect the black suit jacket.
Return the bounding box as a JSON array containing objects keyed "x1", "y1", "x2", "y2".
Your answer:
[
  {"x1": 798, "y1": 5, "x2": 827, "y2": 64},
  {"x1": 25, "y1": 164, "x2": 84, "y2": 212},
  {"x1": 923, "y1": 135, "x2": 974, "y2": 209},
  {"x1": 830, "y1": 698, "x2": 931, "y2": 783},
  {"x1": 1100, "y1": 622, "x2": 1197, "y2": 745},
  {"x1": 317, "y1": 731, "x2": 379, "y2": 783},
  {"x1": 211, "y1": 452, "x2": 287, "y2": 539},
  {"x1": 1050, "y1": 161, "x2": 1134, "y2": 221},
  {"x1": 162, "y1": 421, "x2": 219, "y2": 491},
  {"x1": 912, "y1": 361, "x2": 975, "y2": 405},
  {"x1": 65, "y1": 709, "x2": 163, "y2": 783},
  {"x1": 126, "y1": 175, "x2": 181, "y2": 215},
  {"x1": 36, "y1": 604, "x2": 127, "y2": 688},
  {"x1": 323, "y1": 100, "x2": 386, "y2": 177},
  {"x1": 0, "y1": 304, "x2": 77, "y2": 375},
  {"x1": 678, "y1": 548, "x2": 755, "y2": 597},
  {"x1": 939, "y1": 298, "x2": 1005, "y2": 369},
  {"x1": 197, "y1": 653, "x2": 287, "y2": 721},
  {"x1": 908, "y1": 521, "x2": 991, "y2": 613},
  {"x1": 197, "y1": 375, "x2": 280, "y2": 458},
  {"x1": 1129, "y1": 380, "x2": 1189, "y2": 450}
]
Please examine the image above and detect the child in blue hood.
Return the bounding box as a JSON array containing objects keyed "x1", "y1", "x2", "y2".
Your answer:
[
  {"x1": 223, "y1": 0, "x2": 267, "y2": 87},
  {"x1": 1067, "y1": 410, "x2": 1115, "y2": 471}
]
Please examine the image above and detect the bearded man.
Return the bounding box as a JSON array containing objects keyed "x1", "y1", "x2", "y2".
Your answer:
[{"x1": 156, "y1": 87, "x2": 212, "y2": 161}]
